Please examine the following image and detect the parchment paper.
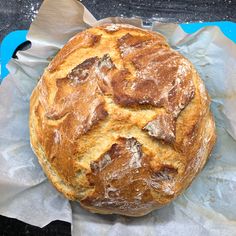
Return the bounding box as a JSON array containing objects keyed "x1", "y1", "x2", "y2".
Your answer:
[{"x1": 0, "y1": 0, "x2": 236, "y2": 235}]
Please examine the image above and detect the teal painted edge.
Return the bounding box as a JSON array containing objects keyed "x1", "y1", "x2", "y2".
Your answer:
[
  {"x1": 180, "y1": 21, "x2": 236, "y2": 43},
  {"x1": 0, "y1": 30, "x2": 28, "y2": 82},
  {"x1": 0, "y1": 22, "x2": 235, "y2": 82}
]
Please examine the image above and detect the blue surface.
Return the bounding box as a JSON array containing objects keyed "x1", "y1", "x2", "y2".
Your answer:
[
  {"x1": 180, "y1": 21, "x2": 236, "y2": 43},
  {"x1": 1, "y1": 30, "x2": 28, "y2": 81},
  {"x1": 0, "y1": 22, "x2": 235, "y2": 82}
]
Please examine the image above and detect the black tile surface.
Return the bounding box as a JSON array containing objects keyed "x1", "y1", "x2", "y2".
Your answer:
[
  {"x1": 0, "y1": 215, "x2": 71, "y2": 236},
  {"x1": 0, "y1": 0, "x2": 235, "y2": 235}
]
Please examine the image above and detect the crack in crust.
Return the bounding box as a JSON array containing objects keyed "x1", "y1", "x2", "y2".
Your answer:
[
  {"x1": 81, "y1": 137, "x2": 178, "y2": 216},
  {"x1": 143, "y1": 113, "x2": 176, "y2": 143}
]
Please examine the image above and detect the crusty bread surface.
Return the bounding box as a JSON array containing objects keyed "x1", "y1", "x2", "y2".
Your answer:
[{"x1": 29, "y1": 24, "x2": 216, "y2": 216}]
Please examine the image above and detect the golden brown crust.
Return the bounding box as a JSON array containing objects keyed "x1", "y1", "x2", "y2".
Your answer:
[
  {"x1": 29, "y1": 23, "x2": 216, "y2": 216},
  {"x1": 80, "y1": 137, "x2": 179, "y2": 216},
  {"x1": 48, "y1": 32, "x2": 101, "y2": 72}
]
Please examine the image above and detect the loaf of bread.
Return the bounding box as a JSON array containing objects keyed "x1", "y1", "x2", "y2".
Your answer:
[{"x1": 29, "y1": 24, "x2": 216, "y2": 216}]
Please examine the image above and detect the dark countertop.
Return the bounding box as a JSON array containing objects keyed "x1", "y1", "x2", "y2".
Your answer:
[
  {"x1": 0, "y1": 0, "x2": 235, "y2": 41},
  {"x1": 0, "y1": 0, "x2": 235, "y2": 235}
]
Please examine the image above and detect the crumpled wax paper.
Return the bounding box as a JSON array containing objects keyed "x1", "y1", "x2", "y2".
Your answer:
[{"x1": 0, "y1": 0, "x2": 236, "y2": 235}]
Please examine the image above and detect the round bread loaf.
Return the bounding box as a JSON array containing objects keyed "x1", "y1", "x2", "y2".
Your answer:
[{"x1": 29, "y1": 24, "x2": 216, "y2": 216}]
